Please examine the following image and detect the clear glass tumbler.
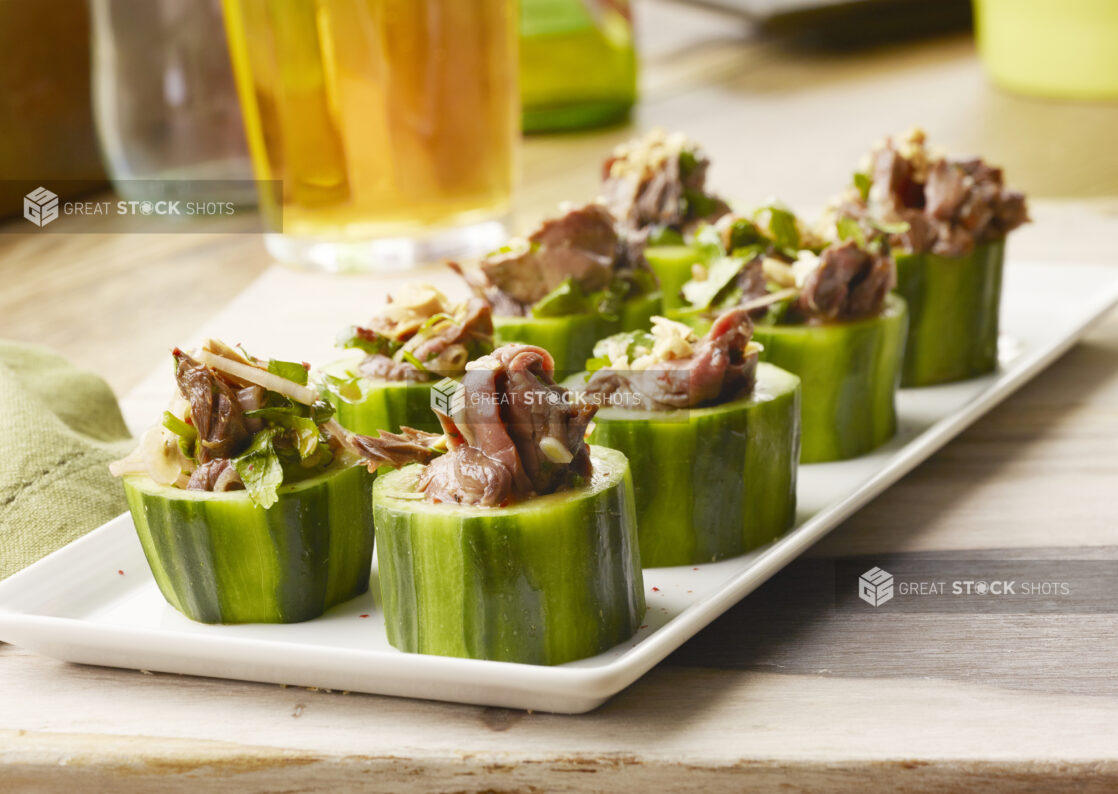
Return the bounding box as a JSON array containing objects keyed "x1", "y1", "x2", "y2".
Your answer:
[
  {"x1": 89, "y1": 0, "x2": 255, "y2": 204},
  {"x1": 221, "y1": 0, "x2": 520, "y2": 272}
]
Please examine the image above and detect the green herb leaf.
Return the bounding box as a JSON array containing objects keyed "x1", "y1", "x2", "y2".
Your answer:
[
  {"x1": 531, "y1": 278, "x2": 590, "y2": 318},
  {"x1": 870, "y1": 218, "x2": 911, "y2": 235},
  {"x1": 836, "y1": 216, "x2": 867, "y2": 247},
  {"x1": 853, "y1": 171, "x2": 872, "y2": 202},
  {"x1": 231, "y1": 428, "x2": 284, "y2": 509},
  {"x1": 728, "y1": 243, "x2": 766, "y2": 264},
  {"x1": 584, "y1": 355, "x2": 610, "y2": 375},
  {"x1": 765, "y1": 296, "x2": 795, "y2": 325},
  {"x1": 592, "y1": 276, "x2": 639, "y2": 323},
  {"x1": 682, "y1": 256, "x2": 747, "y2": 310},
  {"x1": 678, "y1": 148, "x2": 698, "y2": 178},
  {"x1": 310, "y1": 399, "x2": 335, "y2": 424},
  {"x1": 726, "y1": 218, "x2": 763, "y2": 251},
  {"x1": 692, "y1": 223, "x2": 726, "y2": 260},
  {"x1": 245, "y1": 407, "x2": 321, "y2": 458},
  {"x1": 754, "y1": 205, "x2": 801, "y2": 253},
  {"x1": 267, "y1": 358, "x2": 309, "y2": 386},
  {"x1": 683, "y1": 189, "x2": 723, "y2": 222},
  {"x1": 336, "y1": 326, "x2": 399, "y2": 357},
  {"x1": 322, "y1": 372, "x2": 363, "y2": 402}
]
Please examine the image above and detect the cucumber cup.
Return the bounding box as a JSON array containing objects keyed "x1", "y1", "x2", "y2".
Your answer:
[
  {"x1": 752, "y1": 294, "x2": 907, "y2": 463},
  {"x1": 124, "y1": 463, "x2": 375, "y2": 624},
  {"x1": 584, "y1": 363, "x2": 800, "y2": 567},
  {"x1": 895, "y1": 240, "x2": 1005, "y2": 387},
  {"x1": 320, "y1": 359, "x2": 441, "y2": 436},
  {"x1": 494, "y1": 291, "x2": 662, "y2": 375},
  {"x1": 644, "y1": 246, "x2": 709, "y2": 311},
  {"x1": 374, "y1": 446, "x2": 645, "y2": 665}
]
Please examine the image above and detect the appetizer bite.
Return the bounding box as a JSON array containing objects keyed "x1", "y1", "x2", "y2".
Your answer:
[
  {"x1": 672, "y1": 213, "x2": 907, "y2": 463},
  {"x1": 356, "y1": 343, "x2": 645, "y2": 665},
  {"x1": 451, "y1": 203, "x2": 661, "y2": 374},
  {"x1": 831, "y1": 128, "x2": 1028, "y2": 386},
  {"x1": 322, "y1": 284, "x2": 494, "y2": 434},
  {"x1": 110, "y1": 341, "x2": 374, "y2": 624},
  {"x1": 600, "y1": 129, "x2": 732, "y2": 307},
  {"x1": 576, "y1": 311, "x2": 800, "y2": 567}
]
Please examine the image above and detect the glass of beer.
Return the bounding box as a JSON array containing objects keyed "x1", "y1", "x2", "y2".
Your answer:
[{"x1": 221, "y1": 0, "x2": 518, "y2": 271}]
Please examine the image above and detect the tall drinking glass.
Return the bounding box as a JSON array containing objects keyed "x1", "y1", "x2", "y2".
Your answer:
[{"x1": 221, "y1": 0, "x2": 519, "y2": 271}]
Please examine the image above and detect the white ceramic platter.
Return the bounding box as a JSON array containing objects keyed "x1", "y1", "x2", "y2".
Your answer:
[{"x1": 2, "y1": 261, "x2": 1116, "y2": 713}]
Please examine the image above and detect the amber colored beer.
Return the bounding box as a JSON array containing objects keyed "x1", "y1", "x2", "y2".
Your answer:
[{"x1": 222, "y1": 0, "x2": 518, "y2": 263}]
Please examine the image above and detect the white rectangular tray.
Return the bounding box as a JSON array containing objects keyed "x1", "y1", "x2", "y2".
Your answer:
[{"x1": 2, "y1": 261, "x2": 1116, "y2": 713}]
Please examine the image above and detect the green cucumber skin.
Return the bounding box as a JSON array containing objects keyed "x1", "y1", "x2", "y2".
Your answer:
[
  {"x1": 494, "y1": 292, "x2": 662, "y2": 375},
  {"x1": 585, "y1": 363, "x2": 800, "y2": 567},
  {"x1": 895, "y1": 241, "x2": 1005, "y2": 387},
  {"x1": 323, "y1": 375, "x2": 441, "y2": 435},
  {"x1": 124, "y1": 465, "x2": 375, "y2": 624},
  {"x1": 645, "y1": 246, "x2": 707, "y2": 311},
  {"x1": 374, "y1": 447, "x2": 645, "y2": 665},
  {"x1": 752, "y1": 295, "x2": 908, "y2": 463}
]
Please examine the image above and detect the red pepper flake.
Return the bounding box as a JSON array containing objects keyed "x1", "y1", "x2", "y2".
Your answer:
[
  {"x1": 693, "y1": 567, "x2": 699, "y2": 571},
  {"x1": 651, "y1": 586, "x2": 660, "y2": 592},
  {"x1": 359, "y1": 614, "x2": 369, "y2": 619},
  {"x1": 117, "y1": 570, "x2": 124, "y2": 576},
  {"x1": 639, "y1": 625, "x2": 648, "y2": 630}
]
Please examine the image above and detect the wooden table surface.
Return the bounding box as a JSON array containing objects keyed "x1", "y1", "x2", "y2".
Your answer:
[{"x1": 3, "y1": 2, "x2": 1118, "y2": 791}]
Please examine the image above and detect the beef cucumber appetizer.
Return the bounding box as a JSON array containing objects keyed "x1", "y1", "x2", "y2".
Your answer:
[
  {"x1": 672, "y1": 212, "x2": 907, "y2": 463},
  {"x1": 831, "y1": 128, "x2": 1028, "y2": 386},
  {"x1": 321, "y1": 284, "x2": 493, "y2": 435},
  {"x1": 575, "y1": 311, "x2": 800, "y2": 567},
  {"x1": 599, "y1": 129, "x2": 732, "y2": 309},
  {"x1": 353, "y1": 344, "x2": 645, "y2": 665},
  {"x1": 451, "y1": 203, "x2": 661, "y2": 375},
  {"x1": 110, "y1": 340, "x2": 374, "y2": 624}
]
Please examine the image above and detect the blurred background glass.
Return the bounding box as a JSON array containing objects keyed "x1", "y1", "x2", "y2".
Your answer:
[
  {"x1": 520, "y1": 0, "x2": 638, "y2": 132},
  {"x1": 221, "y1": 0, "x2": 519, "y2": 272},
  {"x1": 89, "y1": 0, "x2": 255, "y2": 204},
  {"x1": 974, "y1": 0, "x2": 1118, "y2": 101}
]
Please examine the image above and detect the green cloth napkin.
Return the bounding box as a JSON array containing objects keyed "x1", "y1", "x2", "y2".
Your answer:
[{"x1": 0, "y1": 341, "x2": 135, "y2": 580}]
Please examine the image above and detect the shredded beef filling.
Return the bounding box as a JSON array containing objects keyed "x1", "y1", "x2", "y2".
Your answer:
[
  {"x1": 795, "y1": 241, "x2": 895, "y2": 322},
  {"x1": 416, "y1": 446, "x2": 513, "y2": 507},
  {"x1": 585, "y1": 309, "x2": 759, "y2": 411},
  {"x1": 351, "y1": 345, "x2": 597, "y2": 507},
  {"x1": 452, "y1": 204, "x2": 651, "y2": 317},
  {"x1": 353, "y1": 297, "x2": 493, "y2": 382},
  {"x1": 856, "y1": 133, "x2": 1028, "y2": 256},
  {"x1": 174, "y1": 349, "x2": 250, "y2": 464},
  {"x1": 349, "y1": 427, "x2": 446, "y2": 470},
  {"x1": 359, "y1": 355, "x2": 426, "y2": 382},
  {"x1": 600, "y1": 135, "x2": 729, "y2": 233},
  {"x1": 186, "y1": 458, "x2": 243, "y2": 492}
]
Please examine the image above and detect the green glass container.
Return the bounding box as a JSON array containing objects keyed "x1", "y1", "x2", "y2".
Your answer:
[{"x1": 520, "y1": 0, "x2": 638, "y2": 132}]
